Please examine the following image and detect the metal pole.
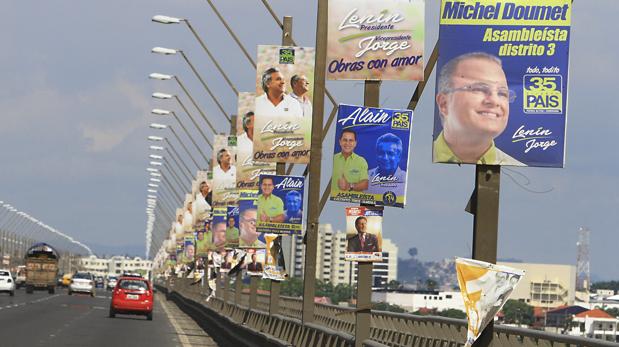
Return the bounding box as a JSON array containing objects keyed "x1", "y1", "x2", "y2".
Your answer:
[
  {"x1": 235, "y1": 271, "x2": 242, "y2": 305},
  {"x1": 223, "y1": 273, "x2": 230, "y2": 303},
  {"x1": 167, "y1": 126, "x2": 202, "y2": 169},
  {"x1": 249, "y1": 276, "x2": 258, "y2": 310},
  {"x1": 173, "y1": 96, "x2": 215, "y2": 147},
  {"x1": 164, "y1": 139, "x2": 194, "y2": 178},
  {"x1": 174, "y1": 76, "x2": 219, "y2": 134},
  {"x1": 470, "y1": 164, "x2": 500, "y2": 347},
  {"x1": 354, "y1": 80, "x2": 381, "y2": 347},
  {"x1": 182, "y1": 20, "x2": 239, "y2": 96},
  {"x1": 179, "y1": 51, "x2": 230, "y2": 122},
  {"x1": 269, "y1": 15, "x2": 293, "y2": 316},
  {"x1": 302, "y1": 0, "x2": 328, "y2": 324},
  {"x1": 169, "y1": 114, "x2": 210, "y2": 164}
]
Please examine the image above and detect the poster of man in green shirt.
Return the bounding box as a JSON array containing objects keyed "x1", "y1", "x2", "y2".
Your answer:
[
  {"x1": 331, "y1": 129, "x2": 369, "y2": 198},
  {"x1": 225, "y1": 206, "x2": 239, "y2": 247},
  {"x1": 257, "y1": 174, "x2": 305, "y2": 234}
]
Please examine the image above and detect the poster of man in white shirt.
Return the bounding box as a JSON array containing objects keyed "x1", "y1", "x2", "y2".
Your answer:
[
  {"x1": 253, "y1": 45, "x2": 315, "y2": 164},
  {"x1": 212, "y1": 135, "x2": 238, "y2": 207},
  {"x1": 237, "y1": 92, "x2": 276, "y2": 191}
]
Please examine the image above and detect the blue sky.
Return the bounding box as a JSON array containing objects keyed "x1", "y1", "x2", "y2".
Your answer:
[{"x1": 1, "y1": 1, "x2": 617, "y2": 279}]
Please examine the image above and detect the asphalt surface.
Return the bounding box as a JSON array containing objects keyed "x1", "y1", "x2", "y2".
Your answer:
[{"x1": 0, "y1": 286, "x2": 218, "y2": 347}]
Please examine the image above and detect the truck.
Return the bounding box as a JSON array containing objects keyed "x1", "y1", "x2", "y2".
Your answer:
[{"x1": 24, "y1": 243, "x2": 59, "y2": 294}]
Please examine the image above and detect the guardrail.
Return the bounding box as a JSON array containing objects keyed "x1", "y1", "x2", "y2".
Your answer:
[{"x1": 162, "y1": 277, "x2": 619, "y2": 347}]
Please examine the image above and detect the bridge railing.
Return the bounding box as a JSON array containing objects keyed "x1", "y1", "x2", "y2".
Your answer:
[{"x1": 164, "y1": 277, "x2": 618, "y2": 347}]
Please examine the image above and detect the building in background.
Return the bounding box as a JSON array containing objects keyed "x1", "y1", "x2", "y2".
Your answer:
[
  {"x1": 498, "y1": 262, "x2": 576, "y2": 309},
  {"x1": 79, "y1": 255, "x2": 153, "y2": 278},
  {"x1": 568, "y1": 309, "x2": 619, "y2": 342},
  {"x1": 372, "y1": 290, "x2": 465, "y2": 313}
]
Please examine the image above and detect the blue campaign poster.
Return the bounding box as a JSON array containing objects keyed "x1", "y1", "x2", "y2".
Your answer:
[
  {"x1": 331, "y1": 104, "x2": 413, "y2": 208},
  {"x1": 256, "y1": 174, "x2": 305, "y2": 234},
  {"x1": 433, "y1": 0, "x2": 571, "y2": 167}
]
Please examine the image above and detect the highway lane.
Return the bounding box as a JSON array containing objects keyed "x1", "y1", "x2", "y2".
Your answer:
[{"x1": 0, "y1": 286, "x2": 218, "y2": 347}]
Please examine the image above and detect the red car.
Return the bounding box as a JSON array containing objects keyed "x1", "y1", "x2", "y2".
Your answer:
[{"x1": 109, "y1": 276, "x2": 154, "y2": 320}]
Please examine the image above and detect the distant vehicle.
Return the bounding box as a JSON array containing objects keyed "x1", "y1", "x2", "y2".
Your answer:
[
  {"x1": 94, "y1": 276, "x2": 104, "y2": 288},
  {"x1": 24, "y1": 243, "x2": 59, "y2": 294},
  {"x1": 68, "y1": 272, "x2": 95, "y2": 297},
  {"x1": 0, "y1": 269, "x2": 16, "y2": 296},
  {"x1": 14, "y1": 266, "x2": 26, "y2": 289},
  {"x1": 106, "y1": 275, "x2": 118, "y2": 291},
  {"x1": 109, "y1": 276, "x2": 153, "y2": 320},
  {"x1": 61, "y1": 273, "x2": 73, "y2": 287},
  {"x1": 121, "y1": 272, "x2": 144, "y2": 278}
]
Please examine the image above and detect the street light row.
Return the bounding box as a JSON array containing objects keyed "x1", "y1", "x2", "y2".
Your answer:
[{"x1": 0, "y1": 201, "x2": 92, "y2": 255}]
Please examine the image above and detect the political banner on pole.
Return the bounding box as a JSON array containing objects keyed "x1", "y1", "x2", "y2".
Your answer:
[
  {"x1": 211, "y1": 207, "x2": 227, "y2": 251},
  {"x1": 238, "y1": 191, "x2": 265, "y2": 249},
  {"x1": 212, "y1": 135, "x2": 238, "y2": 206},
  {"x1": 195, "y1": 228, "x2": 211, "y2": 258},
  {"x1": 237, "y1": 92, "x2": 277, "y2": 190},
  {"x1": 433, "y1": 0, "x2": 571, "y2": 167},
  {"x1": 345, "y1": 206, "x2": 383, "y2": 262},
  {"x1": 225, "y1": 205, "x2": 240, "y2": 248},
  {"x1": 193, "y1": 170, "x2": 212, "y2": 223},
  {"x1": 254, "y1": 45, "x2": 314, "y2": 164},
  {"x1": 244, "y1": 249, "x2": 266, "y2": 276},
  {"x1": 263, "y1": 234, "x2": 287, "y2": 281},
  {"x1": 327, "y1": 0, "x2": 425, "y2": 81},
  {"x1": 455, "y1": 258, "x2": 524, "y2": 347},
  {"x1": 331, "y1": 104, "x2": 413, "y2": 208},
  {"x1": 183, "y1": 235, "x2": 195, "y2": 263},
  {"x1": 256, "y1": 174, "x2": 305, "y2": 234}
]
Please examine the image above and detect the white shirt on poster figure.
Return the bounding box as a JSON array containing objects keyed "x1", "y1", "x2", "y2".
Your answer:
[
  {"x1": 213, "y1": 164, "x2": 236, "y2": 190},
  {"x1": 291, "y1": 92, "x2": 312, "y2": 118},
  {"x1": 193, "y1": 192, "x2": 211, "y2": 221},
  {"x1": 255, "y1": 93, "x2": 303, "y2": 118}
]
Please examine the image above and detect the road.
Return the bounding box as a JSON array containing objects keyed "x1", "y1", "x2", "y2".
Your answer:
[{"x1": 0, "y1": 286, "x2": 219, "y2": 347}]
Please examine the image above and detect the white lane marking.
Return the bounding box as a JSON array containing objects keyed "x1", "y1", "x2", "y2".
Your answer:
[{"x1": 159, "y1": 298, "x2": 192, "y2": 347}]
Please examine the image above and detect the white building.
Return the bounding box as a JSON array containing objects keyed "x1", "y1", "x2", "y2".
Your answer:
[
  {"x1": 372, "y1": 291, "x2": 465, "y2": 313},
  {"x1": 568, "y1": 309, "x2": 619, "y2": 342},
  {"x1": 79, "y1": 255, "x2": 153, "y2": 278}
]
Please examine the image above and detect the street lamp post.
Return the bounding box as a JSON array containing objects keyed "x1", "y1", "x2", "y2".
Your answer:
[
  {"x1": 151, "y1": 47, "x2": 229, "y2": 122},
  {"x1": 151, "y1": 114, "x2": 209, "y2": 165},
  {"x1": 152, "y1": 15, "x2": 239, "y2": 96},
  {"x1": 152, "y1": 93, "x2": 216, "y2": 144}
]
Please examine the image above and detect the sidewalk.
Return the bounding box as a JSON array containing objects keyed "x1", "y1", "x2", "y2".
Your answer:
[{"x1": 157, "y1": 293, "x2": 220, "y2": 347}]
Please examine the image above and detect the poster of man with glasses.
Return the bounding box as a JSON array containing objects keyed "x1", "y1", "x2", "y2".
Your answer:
[{"x1": 434, "y1": 0, "x2": 571, "y2": 167}]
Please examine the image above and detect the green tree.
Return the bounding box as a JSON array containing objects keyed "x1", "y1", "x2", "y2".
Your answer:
[
  {"x1": 331, "y1": 283, "x2": 354, "y2": 304},
  {"x1": 373, "y1": 302, "x2": 406, "y2": 313},
  {"x1": 280, "y1": 277, "x2": 303, "y2": 297},
  {"x1": 603, "y1": 307, "x2": 619, "y2": 318},
  {"x1": 438, "y1": 308, "x2": 467, "y2": 319},
  {"x1": 502, "y1": 300, "x2": 534, "y2": 325},
  {"x1": 426, "y1": 279, "x2": 437, "y2": 291},
  {"x1": 591, "y1": 281, "x2": 619, "y2": 292},
  {"x1": 386, "y1": 280, "x2": 401, "y2": 291}
]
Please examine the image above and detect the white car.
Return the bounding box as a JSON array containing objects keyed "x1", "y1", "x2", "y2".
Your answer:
[
  {"x1": 106, "y1": 276, "x2": 118, "y2": 291},
  {"x1": 68, "y1": 272, "x2": 95, "y2": 297},
  {"x1": 0, "y1": 269, "x2": 16, "y2": 296}
]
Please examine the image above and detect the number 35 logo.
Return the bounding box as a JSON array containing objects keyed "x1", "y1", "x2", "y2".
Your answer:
[{"x1": 391, "y1": 111, "x2": 411, "y2": 129}]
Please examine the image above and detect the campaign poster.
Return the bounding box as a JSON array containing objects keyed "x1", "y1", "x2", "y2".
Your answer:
[
  {"x1": 254, "y1": 45, "x2": 314, "y2": 164},
  {"x1": 175, "y1": 239, "x2": 184, "y2": 263},
  {"x1": 256, "y1": 174, "x2": 304, "y2": 234},
  {"x1": 211, "y1": 207, "x2": 227, "y2": 251},
  {"x1": 433, "y1": 0, "x2": 571, "y2": 167},
  {"x1": 244, "y1": 249, "x2": 266, "y2": 276},
  {"x1": 331, "y1": 104, "x2": 413, "y2": 208},
  {"x1": 220, "y1": 249, "x2": 244, "y2": 274},
  {"x1": 455, "y1": 258, "x2": 524, "y2": 347},
  {"x1": 212, "y1": 135, "x2": 238, "y2": 207},
  {"x1": 225, "y1": 205, "x2": 240, "y2": 248},
  {"x1": 195, "y1": 228, "x2": 211, "y2": 258},
  {"x1": 193, "y1": 170, "x2": 212, "y2": 222},
  {"x1": 182, "y1": 194, "x2": 194, "y2": 233},
  {"x1": 183, "y1": 235, "x2": 195, "y2": 263},
  {"x1": 238, "y1": 191, "x2": 266, "y2": 249},
  {"x1": 345, "y1": 206, "x2": 383, "y2": 262},
  {"x1": 237, "y1": 92, "x2": 277, "y2": 190},
  {"x1": 327, "y1": 0, "x2": 425, "y2": 81},
  {"x1": 263, "y1": 234, "x2": 287, "y2": 281}
]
